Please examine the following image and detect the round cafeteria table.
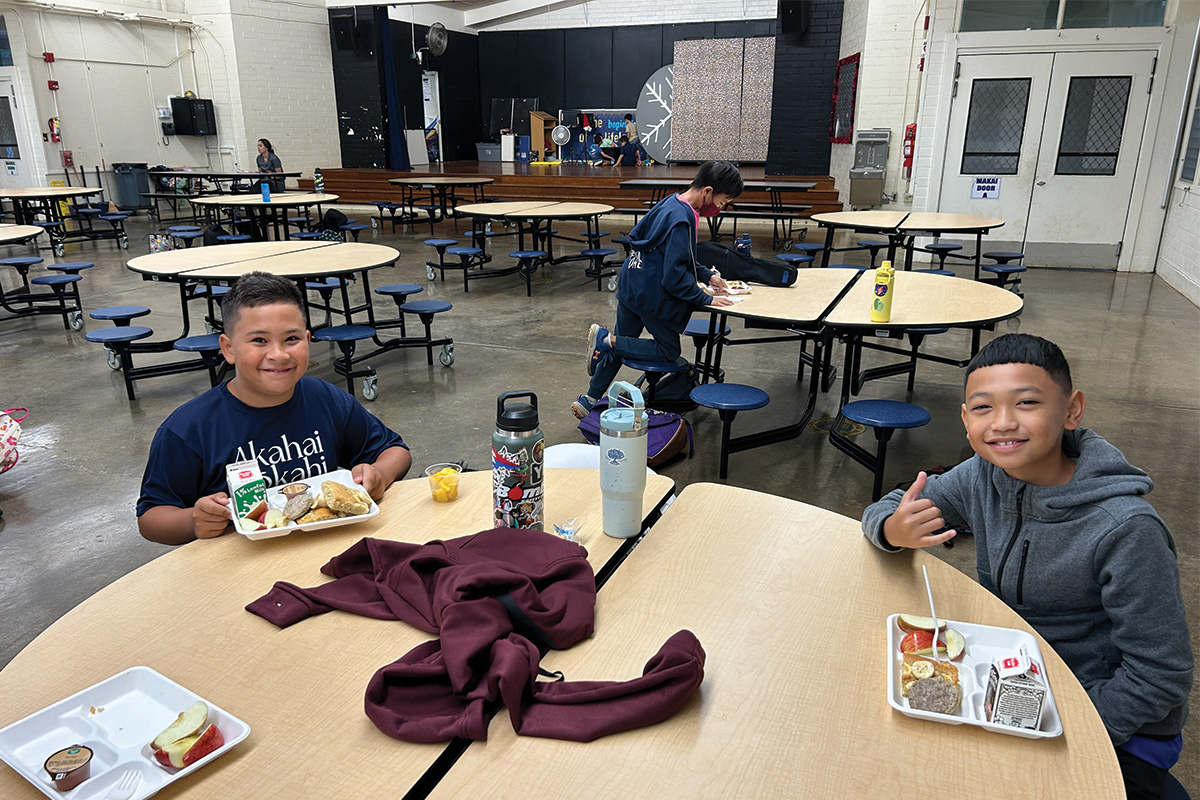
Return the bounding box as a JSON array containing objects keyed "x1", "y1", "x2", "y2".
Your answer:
[
  {"x1": 811, "y1": 211, "x2": 1005, "y2": 277},
  {"x1": 454, "y1": 201, "x2": 614, "y2": 265},
  {"x1": 0, "y1": 469, "x2": 676, "y2": 799},
  {"x1": 428, "y1": 483, "x2": 1124, "y2": 799},
  {"x1": 388, "y1": 176, "x2": 494, "y2": 222},
  {"x1": 0, "y1": 225, "x2": 45, "y2": 246},
  {"x1": 189, "y1": 193, "x2": 340, "y2": 241},
  {"x1": 0, "y1": 187, "x2": 100, "y2": 225}
]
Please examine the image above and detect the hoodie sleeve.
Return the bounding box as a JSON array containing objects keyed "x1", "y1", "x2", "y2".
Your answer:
[
  {"x1": 1086, "y1": 515, "x2": 1194, "y2": 744},
  {"x1": 862, "y1": 461, "x2": 978, "y2": 551},
  {"x1": 659, "y1": 222, "x2": 712, "y2": 308}
]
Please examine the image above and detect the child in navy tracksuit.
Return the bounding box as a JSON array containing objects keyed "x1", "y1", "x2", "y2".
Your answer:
[{"x1": 572, "y1": 161, "x2": 743, "y2": 417}]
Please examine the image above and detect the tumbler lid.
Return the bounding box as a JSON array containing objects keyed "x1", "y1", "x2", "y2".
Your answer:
[
  {"x1": 601, "y1": 382, "x2": 646, "y2": 433},
  {"x1": 496, "y1": 391, "x2": 539, "y2": 431}
]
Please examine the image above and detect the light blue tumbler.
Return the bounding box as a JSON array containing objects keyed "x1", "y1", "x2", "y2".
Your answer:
[
  {"x1": 599, "y1": 381, "x2": 648, "y2": 538},
  {"x1": 260, "y1": 182, "x2": 270, "y2": 202}
]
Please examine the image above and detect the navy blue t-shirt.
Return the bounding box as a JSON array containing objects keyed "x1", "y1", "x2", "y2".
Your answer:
[
  {"x1": 620, "y1": 142, "x2": 639, "y2": 164},
  {"x1": 137, "y1": 377, "x2": 406, "y2": 516}
]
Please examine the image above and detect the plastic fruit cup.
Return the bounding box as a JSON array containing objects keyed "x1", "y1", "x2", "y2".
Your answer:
[{"x1": 425, "y1": 463, "x2": 462, "y2": 503}]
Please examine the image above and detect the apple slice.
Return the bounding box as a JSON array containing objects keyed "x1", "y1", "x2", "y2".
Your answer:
[
  {"x1": 900, "y1": 629, "x2": 950, "y2": 656},
  {"x1": 897, "y1": 613, "x2": 947, "y2": 633},
  {"x1": 154, "y1": 734, "x2": 198, "y2": 768},
  {"x1": 944, "y1": 628, "x2": 966, "y2": 660},
  {"x1": 238, "y1": 516, "x2": 266, "y2": 532},
  {"x1": 151, "y1": 700, "x2": 209, "y2": 750},
  {"x1": 181, "y1": 723, "x2": 224, "y2": 766}
]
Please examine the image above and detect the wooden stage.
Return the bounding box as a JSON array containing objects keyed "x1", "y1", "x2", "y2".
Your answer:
[{"x1": 302, "y1": 162, "x2": 841, "y2": 216}]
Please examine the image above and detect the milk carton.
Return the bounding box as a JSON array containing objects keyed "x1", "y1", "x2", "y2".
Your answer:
[
  {"x1": 225, "y1": 459, "x2": 267, "y2": 520},
  {"x1": 984, "y1": 646, "x2": 1048, "y2": 730}
]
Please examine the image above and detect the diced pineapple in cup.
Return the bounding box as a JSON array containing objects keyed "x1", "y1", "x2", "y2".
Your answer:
[{"x1": 425, "y1": 463, "x2": 462, "y2": 503}]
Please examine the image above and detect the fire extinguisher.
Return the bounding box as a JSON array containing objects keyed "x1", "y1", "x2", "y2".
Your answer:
[
  {"x1": 48, "y1": 117, "x2": 61, "y2": 143},
  {"x1": 902, "y1": 123, "x2": 916, "y2": 179}
]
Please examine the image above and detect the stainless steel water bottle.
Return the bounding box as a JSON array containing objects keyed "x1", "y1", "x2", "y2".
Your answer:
[
  {"x1": 599, "y1": 381, "x2": 648, "y2": 539},
  {"x1": 314, "y1": 167, "x2": 324, "y2": 194},
  {"x1": 492, "y1": 391, "x2": 544, "y2": 530}
]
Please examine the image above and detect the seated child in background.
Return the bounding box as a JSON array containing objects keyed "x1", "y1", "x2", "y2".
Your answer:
[
  {"x1": 137, "y1": 272, "x2": 412, "y2": 545},
  {"x1": 615, "y1": 135, "x2": 639, "y2": 167},
  {"x1": 589, "y1": 134, "x2": 613, "y2": 166},
  {"x1": 861, "y1": 333, "x2": 1192, "y2": 800}
]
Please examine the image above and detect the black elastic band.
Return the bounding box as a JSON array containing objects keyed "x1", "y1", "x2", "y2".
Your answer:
[{"x1": 495, "y1": 591, "x2": 555, "y2": 654}]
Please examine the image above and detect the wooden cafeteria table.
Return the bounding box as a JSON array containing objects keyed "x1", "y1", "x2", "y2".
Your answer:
[
  {"x1": 189, "y1": 193, "x2": 340, "y2": 241},
  {"x1": 0, "y1": 224, "x2": 44, "y2": 246},
  {"x1": 429, "y1": 483, "x2": 1123, "y2": 800},
  {"x1": 0, "y1": 469, "x2": 675, "y2": 799},
  {"x1": 0, "y1": 187, "x2": 110, "y2": 255},
  {"x1": 811, "y1": 211, "x2": 1005, "y2": 278},
  {"x1": 453, "y1": 201, "x2": 615, "y2": 271},
  {"x1": 388, "y1": 176, "x2": 494, "y2": 222}
]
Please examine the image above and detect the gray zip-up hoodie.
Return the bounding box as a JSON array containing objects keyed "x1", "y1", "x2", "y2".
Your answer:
[{"x1": 862, "y1": 428, "x2": 1192, "y2": 745}]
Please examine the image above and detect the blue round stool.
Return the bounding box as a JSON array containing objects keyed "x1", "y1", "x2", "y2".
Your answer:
[
  {"x1": 792, "y1": 242, "x2": 824, "y2": 255},
  {"x1": 91, "y1": 305, "x2": 151, "y2": 326},
  {"x1": 925, "y1": 242, "x2": 962, "y2": 270},
  {"x1": 581, "y1": 248, "x2": 618, "y2": 292},
  {"x1": 776, "y1": 252, "x2": 815, "y2": 267},
  {"x1": 173, "y1": 334, "x2": 229, "y2": 387},
  {"x1": 85, "y1": 326, "x2": 154, "y2": 400},
  {"x1": 339, "y1": 223, "x2": 371, "y2": 242},
  {"x1": 423, "y1": 239, "x2": 459, "y2": 281},
  {"x1": 31, "y1": 274, "x2": 84, "y2": 331},
  {"x1": 217, "y1": 234, "x2": 252, "y2": 244},
  {"x1": 690, "y1": 383, "x2": 770, "y2": 478},
  {"x1": 47, "y1": 261, "x2": 95, "y2": 274},
  {"x1": 508, "y1": 250, "x2": 545, "y2": 297},
  {"x1": 857, "y1": 240, "x2": 890, "y2": 268},
  {"x1": 397, "y1": 300, "x2": 454, "y2": 366},
  {"x1": 312, "y1": 324, "x2": 378, "y2": 399},
  {"x1": 375, "y1": 283, "x2": 424, "y2": 336},
  {"x1": 0, "y1": 256, "x2": 44, "y2": 269},
  {"x1": 172, "y1": 231, "x2": 204, "y2": 248},
  {"x1": 167, "y1": 225, "x2": 201, "y2": 233},
  {"x1": 624, "y1": 358, "x2": 688, "y2": 408},
  {"x1": 684, "y1": 318, "x2": 732, "y2": 382},
  {"x1": 832, "y1": 399, "x2": 931, "y2": 500},
  {"x1": 289, "y1": 231, "x2": 323, "y2": 240}
]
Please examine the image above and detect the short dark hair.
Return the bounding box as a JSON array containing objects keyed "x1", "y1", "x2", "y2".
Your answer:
[
  {"x1": 619, "y1": 135, "x2": 628, "y2": 143},
  {"x1": 625, "y1": 113, "x2": 633, "y2": 121},
  {"x1": 222, "y1": 271, "x2": 304, "y2": 333},
  {"x1": 258, "y1": 138, "x2": 274, "y2": 153},
  {"x1": 965, "y1": 333, "x2": 1072, "y2": 394},
  {"x1": 691, "y1": 161, "x2": 744, "y2": 199},
  {"x1": 593, "y1": 133, "x2": 602, "y2": 144}
]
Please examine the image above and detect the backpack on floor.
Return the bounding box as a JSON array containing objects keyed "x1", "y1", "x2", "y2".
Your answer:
[
  {"x1": 315, "y1": 208, "x2": 349, "y2": 231},
  {"x1": 696, "y1": 240, "x2": 799, "y2": 287},
  {"x1": 645, "y1": 361, "x2": 698, "y2": 413},
  {"x1": 202, "y1": 225, "x2": 229, "y2": 247},
  {"x1": 577, "y1": 398, "x2": 693, "y2": 468}
]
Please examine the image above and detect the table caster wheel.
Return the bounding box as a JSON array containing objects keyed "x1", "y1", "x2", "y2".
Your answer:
[
  {"x1": 106, "y1": 348, "x2": 121, "y2": 370},
  {"x1": 784, "y1": 240, "x2": 793, "y2": 251},
  {"x1": 54, "y1": 245, "x2": 65, "y2": 257},
  {"x1": 371, "y1": 218, "x2": 379, "y2": 229},
  {"x1": 798, "y1": 228, "x2": 808, "y2": 242},
  {"x1": 119, "y1": 235, "x2": 129, "y2": 250},
  {"x1": 426, "y1": 265, "x2": 437, "y2": 281},
  {"x1": 361, "y1": 376, "x2": 378, "y2": 401},
  {"x1": 606, "y1": 275, "x2": 619, "y2": 292},
  {"x1": 205, "y1": 321, "x2": 215, "y2": 335},
  {"x1": 439, "y1": 343, "x2": 454, "y2": 366},
  {"x1": 68, "y1": 310, "x2": 84, "y2": 331}
]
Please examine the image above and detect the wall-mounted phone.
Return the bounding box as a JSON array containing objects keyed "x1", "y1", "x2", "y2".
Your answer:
[{"x1": 162, "y1": 122, "x2": 175, "y2": 136}]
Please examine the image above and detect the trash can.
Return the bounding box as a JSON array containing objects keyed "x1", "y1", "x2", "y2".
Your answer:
[{"x1": 112, "y1": 162, "x2": 151, "y2": 209}]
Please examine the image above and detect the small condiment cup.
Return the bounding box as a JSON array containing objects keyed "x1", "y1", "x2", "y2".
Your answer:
[{"x1": 425, "y1": 463, "x2": 462, "y2": 503}]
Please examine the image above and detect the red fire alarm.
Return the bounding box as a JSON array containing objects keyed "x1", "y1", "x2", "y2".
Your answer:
[
  {"x1": 47, "y1": 80, "x2": 59, "y2": 91},
  {"x1": 42, "y1": 52, "x2": 54, "y2": 62}
]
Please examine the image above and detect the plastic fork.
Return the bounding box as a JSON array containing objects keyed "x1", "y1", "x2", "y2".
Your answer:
[{"x1": 106, "y1": 769, "x2": 141, "y2": 800}]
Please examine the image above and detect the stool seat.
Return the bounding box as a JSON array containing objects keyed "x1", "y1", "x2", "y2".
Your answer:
[
  {"x1": 375, "y1": 283, "x2": 424, "y2": 297},
  {"x1": 446, "y1": 246, "x2": 482, "y2": 256},
  {"x1": 857, "y1": 239, "x2": 888, "y2": 248},
  {"x1": 47, "y1": 261, "x2": 95, "y2": 273},
  {"x1": 31, "y1": 274, "x2": 81, "y2": 286},
  {"x1": 926, "y1": 243, "x2": 962, "y2": 253},
  {"x1": 840, "y1": 399, "x2": 930, "y2": 430},
  {"x1": 424, "y1": 238, "x2": 458, "y2": 247},
  {"x1": 33, "y1": 221, "x2": 64, "y2": 228},
  {"x1": 287, "y1": 216, "x2": 310, "y2": 224},
  {"x1": 398, "y1": 300, "x2": 453, "y2": 315},
  {"x1": 195, "y1": 284, "x2": 229, "y2": 297},
  {"x1": 172, "y1": 231, "x2": 204, "y2": 239},
  {"x1": 828, "y1": 263, "x2": 870, "y2": 271},
  {"x1": 76, "y1": 208, "x2": 103, "y2": 216},
  {"x1": 917, "y1": 269, "x2": 956, "y2": 276},
  {"x1": 981, "y1": 264, "x2": 1027, "y2": 275},
  {"x1": 0, "y1": 256, "x2": 44, "y2": 267},
  {"x1": 85, "y1": 325, "x2": 152, "y2": 344},
  {"x1": 312, "y1": 324, "x2": 375, "y2": 343},
  {"x1": 792, "y1": 243, "x2": 824, "y2": 254},
  {"x1": 167, "y1": 225, "x2": 201, "y2": 233},
  {"x1": 305, "y1": 277, "x2": 345, "y2": 290},
  {"x1": 611, "y1": 236, "x2": 632, "y2": 244},
  {"x1": 684, "y1": 319, "x2": 732, "y2": 338},
  {"x1": 776, "y1": 253, "x2": 814, "y2": 264},
  {"x1": 91, "y1": 305, "x2": 150, "y2": 321},
  {"x1": 339, "y1": 223, "x2": 370, "y2": 231},
  {"x1": 581, "y1": 248, "x2": 617, "y2": 257},
  {"x1": 624, "y1": 358, "x2": 687, "y2": 374},
  {"x1": 289, "y1": 231, "x2": 323, "y2": 240},
  {"x1": 99, "y1": 213, "x2": 132, "y2": 221},
  {"x1": 983, "y1": 251, "x2": 1024, "y2": 263},
  {"x1": 509, "y1": 250, "x2": 545, "y2": 259},
  {"x1": 690, "y1": 383, "x2": 769, "y2": 411},
  {"x1": 172, "y1": 334, "x2": 222, "y2": 352},
  {"x1": 217, "y1": 234, "x2": 252, "y2": 244}
]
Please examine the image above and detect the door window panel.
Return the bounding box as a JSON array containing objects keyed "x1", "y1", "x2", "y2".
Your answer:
[
  {"x1": 960, "y1": 0, "x2": 1057, "y2": 32},
  {"x1": 1055, "y1": 76, "x2": 1130, "y2": 175},
  {"x1": 0, "y1": 97, "x2": 19, "y2": 160},
  {"x1": 961, "y1": 78, "x2": 1031, "y2": 175},
  {"x1": 1062, "y1": 0, "x2": 1165, "y2": 29}
]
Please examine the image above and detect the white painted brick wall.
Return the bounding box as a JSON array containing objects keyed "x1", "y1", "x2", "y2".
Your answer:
[
  {"x1": 481, "y1": 0, "x2": 777, "y2": 31},
  {"x1": 1158, "y1": 185, "x2": 1200, "y2": 306}
]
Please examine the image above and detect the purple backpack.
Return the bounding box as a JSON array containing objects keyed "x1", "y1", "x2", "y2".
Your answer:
[{"x1": 576, "y1": 398, "x2": 693, "y2": 468}]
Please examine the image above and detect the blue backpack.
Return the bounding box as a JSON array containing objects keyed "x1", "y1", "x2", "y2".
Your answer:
[{"x1": 576, "y1": 397, "x2": 693, "y2": 468}]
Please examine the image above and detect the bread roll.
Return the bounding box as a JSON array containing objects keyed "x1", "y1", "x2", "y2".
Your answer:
[
  {"x1": 321, "y1": 481, "x2": 370, "y2": 516},
  {"x1": 297, "y1": 507, "x2": 339, "y2": 524}
]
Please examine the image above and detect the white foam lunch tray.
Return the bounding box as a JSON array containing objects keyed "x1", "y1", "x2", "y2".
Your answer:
[
  {"x1": 232, "y1": 467, "x2": 380, "y2": 540},
  {"x1": 0, "y1": 666, "x2": 250, "y2": 799},
  {"x1": 886, "y1": 613, "x2": 1063, "y2": 739}
]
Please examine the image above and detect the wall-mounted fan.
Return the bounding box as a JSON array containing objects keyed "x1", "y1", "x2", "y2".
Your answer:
[
  {"x1": 414, "y1": 22, "x2": 448, "y2": 66},
  {"x1": 550, "y1": 125, "x2": 571, "y2": 160}
]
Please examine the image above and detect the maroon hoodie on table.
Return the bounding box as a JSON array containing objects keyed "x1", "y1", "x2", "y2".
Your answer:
[{"x1": 245, "y1": 527, "x2": 705, "y2": 743}]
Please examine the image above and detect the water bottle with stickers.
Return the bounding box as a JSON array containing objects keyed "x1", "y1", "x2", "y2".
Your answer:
[
  {"x1": 492, "y1": 391, "x2": 544, "y2": 530},
  {"x1": 871, "y1": 260, "x2": 895, "y2": 323}
]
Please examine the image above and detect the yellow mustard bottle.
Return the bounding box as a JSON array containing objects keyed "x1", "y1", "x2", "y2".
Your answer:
[{"x1": 871, "y1": 261, "x2": 895, "y2": 322}]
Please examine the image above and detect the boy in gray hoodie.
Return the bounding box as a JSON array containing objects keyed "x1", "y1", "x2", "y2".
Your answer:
[{"x1": 862, "y1": 334, "x2": 1191, "y2": 800}]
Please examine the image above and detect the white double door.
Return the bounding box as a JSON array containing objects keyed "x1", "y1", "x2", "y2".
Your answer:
[{"x1": 938, "y1": 50, "x2": 1155, "y2": 267}]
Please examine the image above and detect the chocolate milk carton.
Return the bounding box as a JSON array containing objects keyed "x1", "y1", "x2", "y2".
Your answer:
[
  {"x1": 984, "y1": 646, "x2": 1048, "y2": 730},
  {"x1": 225, "y1": 459, "x2": 267, "y2": 520}
]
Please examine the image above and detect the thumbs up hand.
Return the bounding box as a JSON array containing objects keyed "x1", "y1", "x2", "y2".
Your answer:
[{"x1": 882, "y1": 472, "x2": 957, "y2": 549}]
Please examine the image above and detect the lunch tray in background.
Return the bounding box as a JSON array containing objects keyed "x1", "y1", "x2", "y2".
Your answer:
[
  {"x1": 0, "y1": 666, "x2": 250, "y2": 799},
  {"x1": 885, "y1": 614, "x2": 1063, "y2": 739}
]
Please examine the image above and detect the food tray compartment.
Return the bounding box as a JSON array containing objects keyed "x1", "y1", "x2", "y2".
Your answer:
[
  {"x1": 885, "y1": 614, "x2": 1062, "y2": 739},
  {"x1": 0, "y1": 666, "x2": 250, "y2": 799},
  {"x1": 232, "y1": 467, "x2": 380, "y2": 540}
]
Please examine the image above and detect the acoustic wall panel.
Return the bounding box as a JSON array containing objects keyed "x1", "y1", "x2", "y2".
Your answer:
[
  {"x1": 672, "y1": 39, "x2": 744, "y2": 161},
  {"x1": 671, "y1": 37, "x2": 776, "y2": 162},
  {"x1": 740, "y1": 37, "x2": 776, "y2": 160}
]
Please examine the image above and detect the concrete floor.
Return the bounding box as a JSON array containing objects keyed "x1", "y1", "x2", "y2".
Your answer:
[{"x1": 1, "y1": 212, "x2": 1197, "y2": 794}]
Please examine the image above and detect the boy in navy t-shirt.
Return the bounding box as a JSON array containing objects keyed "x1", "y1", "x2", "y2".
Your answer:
[{"x1": 137, "y1": 272, "x2": 411, "y2": 545}]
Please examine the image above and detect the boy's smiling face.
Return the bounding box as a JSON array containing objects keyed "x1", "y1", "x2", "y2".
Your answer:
[
  {"x1": 219, "y1": 301, "x2": 309, "y2": 407},
  {"x1": 961, "y1": 362, "x2": 1086, "y2": 487}
]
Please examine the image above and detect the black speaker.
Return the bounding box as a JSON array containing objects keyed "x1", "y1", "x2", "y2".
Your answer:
[
  {"x1": 192, "y1": 99, "x2": 216, "y2": 136},
  {"x1": 331, "y1": 15, "x2": 355, "y2": 51},
  {"x1": 781, "y1": 0, "x2": 809, "y2": 34}
]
